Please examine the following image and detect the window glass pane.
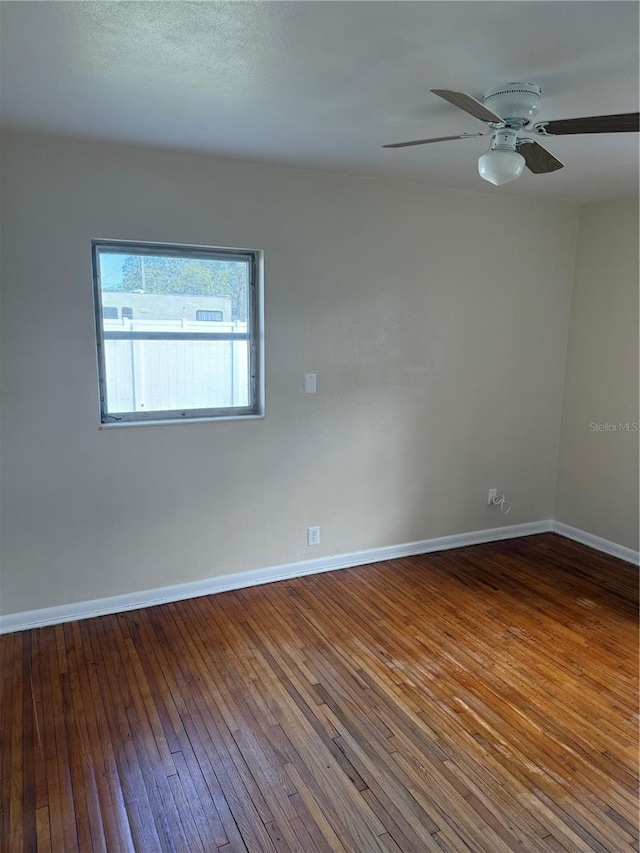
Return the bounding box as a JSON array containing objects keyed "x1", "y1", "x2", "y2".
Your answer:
[
  {"x1": 99, "y1": 251, "x2": 248, "y2": 323},
  {"x1": 104, "y1": 338, "x2": 250, "y2": 413},
  {"x1": 95, "y1": 247, "x2": 256, "y2": 420}
]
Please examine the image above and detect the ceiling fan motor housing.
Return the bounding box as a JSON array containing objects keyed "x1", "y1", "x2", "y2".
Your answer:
[
  {"x1": 483, "y1": 82, "x2": 541, "y2": 124},
  {"x1": 490, "y1": 128, "x2": 520, "y2": 151}
]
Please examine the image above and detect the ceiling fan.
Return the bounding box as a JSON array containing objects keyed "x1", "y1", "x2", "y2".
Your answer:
[{"x1": 383, "y1": 83, "x2": 640, "y2": 186}]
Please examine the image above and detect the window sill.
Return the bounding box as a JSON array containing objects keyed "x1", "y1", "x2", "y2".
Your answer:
[{"x1": 99, "y1": 413, "x2": 265, "y2": 429}]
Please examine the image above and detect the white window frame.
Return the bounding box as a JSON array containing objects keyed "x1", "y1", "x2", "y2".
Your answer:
[{"x1": 92, "y1": 240, "x2": 264, "y2": 426}]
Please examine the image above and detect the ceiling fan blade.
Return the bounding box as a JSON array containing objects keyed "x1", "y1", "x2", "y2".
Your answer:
[
  {"x1": 383, "y1": 132, "x2": 484, "y2": 149},
  {"x1": 517, "y1": 140, "x2": 564, "y2": 174},
  {"x1": 430, "y1": 89, "x2": 503, "y2": 124},
  {"x1": 534, "y1": 112, "x2": 639, "y2": 136}
]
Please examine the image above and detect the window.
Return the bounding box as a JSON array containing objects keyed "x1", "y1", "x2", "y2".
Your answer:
[
  {"x1": 196, "y1": 310, "x2": 224, "y2": 322},
  {"x1": 92, "y1": 241, "x2": 263, "y2": 424}
]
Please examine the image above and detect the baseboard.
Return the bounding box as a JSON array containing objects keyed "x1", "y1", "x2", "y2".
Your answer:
[
  {"x1": 0, "y1": 519, "x2": 551, "y2": 634},
  {"x1": 551, "y1": 521, "x2": 640, "y2": 566},
  {"x1": 4, "y1": 518, "x2": 635, "y2": 635}
]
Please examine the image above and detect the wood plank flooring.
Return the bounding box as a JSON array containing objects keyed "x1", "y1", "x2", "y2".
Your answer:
[{"x1": 1, "y1": 533, "x2": 638, "y2": 852}]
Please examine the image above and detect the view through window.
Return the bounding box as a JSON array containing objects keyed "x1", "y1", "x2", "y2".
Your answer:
[{"x1": 92, "y1": 242, "x2": 262, "y2": 423}]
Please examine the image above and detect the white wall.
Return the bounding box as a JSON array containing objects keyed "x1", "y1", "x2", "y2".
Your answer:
[
  {"x1": 555, "y1": 197, "x2": 639, "y2": 551},
  {"x1": 0, "y1": 131, "x2": 578, "y2": 615}
]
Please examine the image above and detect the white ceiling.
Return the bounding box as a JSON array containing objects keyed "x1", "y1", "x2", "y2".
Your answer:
[{"x1": 1, "y1": 1, "x2": 638, "y2": 202}]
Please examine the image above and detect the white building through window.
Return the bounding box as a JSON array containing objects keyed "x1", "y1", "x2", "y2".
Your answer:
[{"x1": 92, "y1": 241, "x2": 263, "y2": 424}]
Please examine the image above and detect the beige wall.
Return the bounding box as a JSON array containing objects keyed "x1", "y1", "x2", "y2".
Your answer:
[
  {"x1": 555, "y1": 197, "x2": 639, "y2": 550},
  {"x1": 0, "y1": 132, "x2": 578, "y2": 615}
]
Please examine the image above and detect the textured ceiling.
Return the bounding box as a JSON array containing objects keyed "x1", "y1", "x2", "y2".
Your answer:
[{"x1": 1, "y1": 1, "x2": 638, "y2": 201}]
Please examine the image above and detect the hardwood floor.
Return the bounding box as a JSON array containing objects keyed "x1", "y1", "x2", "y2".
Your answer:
[{"x1": 1, "y1": 533, "x2": 638, "y2": 852}]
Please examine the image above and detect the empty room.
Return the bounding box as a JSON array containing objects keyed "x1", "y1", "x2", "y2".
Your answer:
[{"x1": 0, "y1": 2, "x2": 638, "y2": 851}]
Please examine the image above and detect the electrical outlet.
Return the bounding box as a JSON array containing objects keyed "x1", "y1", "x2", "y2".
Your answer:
[
  {"x1": 488, "y1": 488, "x2": 498, "y2": 505},
  {"x1": 307, "y1": 525, "x2": 320, "y2": 546}
]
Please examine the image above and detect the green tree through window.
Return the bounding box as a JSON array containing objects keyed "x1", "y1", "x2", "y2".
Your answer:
[{"x1": 116, "y1": 256, "x2": 248, "y2": 321}]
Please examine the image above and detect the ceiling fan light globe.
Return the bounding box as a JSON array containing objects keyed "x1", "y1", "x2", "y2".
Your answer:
[{"x1": 478, "y1": 149, "x2": 526, "y2": 186}]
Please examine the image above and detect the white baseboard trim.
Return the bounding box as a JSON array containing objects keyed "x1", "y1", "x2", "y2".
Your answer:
[
  {"x1": 551, "y1": 521, "x2": 640, "y2": 566},
  {"x1": 3, "y1": 519, "x2": 636, "y2": 635},
  {"x1": 0, "y1": 519, "x2": 552, "y2": 635}
]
